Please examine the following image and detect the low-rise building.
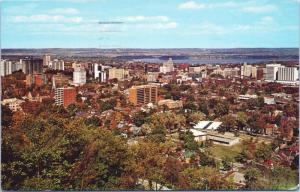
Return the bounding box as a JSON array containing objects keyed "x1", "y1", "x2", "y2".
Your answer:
[
  {"x1": 158, "y1": 99, "x2": 183, "y2": 109},
  {"x1": 2, "y1": 98, "x2": 24, "y2": 112}
]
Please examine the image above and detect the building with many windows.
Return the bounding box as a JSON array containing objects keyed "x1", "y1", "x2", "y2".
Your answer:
[
  {"x1": 108, "y1": 68, "x2": 129, "y2": 80},
  {"x1": 21, "y1": 57, "x2": 43, "y2": 75},
  {"x1": 55, "y1": 87, "x2": 76, "y2": 107},
  {"x1": 277, "y1": 67, "x2": 298, "y2": 82},
  {"x1": 43, "y1": 54, "x2": 51, "y2": 66},
  {"x1": 265, "y1": 63, "x2": 282, "y2": 81},
  {"x1": 0, "y1": 60, "x2": 12, "y2": 76},
  {"x1": 2, "y1": 98, "x2": 24, "y2": 112},
  {"x1": 129, "y1": 85, "x2": 158, "y2": 106},
  {"x1": 50, "y1": 59, "x2": 64, "y2": 70}
]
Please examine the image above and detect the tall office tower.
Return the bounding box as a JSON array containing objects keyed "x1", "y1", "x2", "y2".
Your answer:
[
  {"x1": 129, "y1": 85, "x2": 158, "y2": 106},
  {"x1": 43, "y1": 54, "x2": 51, "y2": 66},
  {"x1": 265, "y1": 64, "x2": 282, "y2": 81},
  {"x1": 93, "y1": 63, "x2": 110, "y2": 82},
  {"x1": 277, "y1": 67, "x2": 298, "y2": 82},
  {"x1": 160, "y1": 58, "x2": 174, "y2": 74},
  {"x1": 0, "y1": 60, "x2": 12, "y2": 76},
  {"x1": 73, "y1": 64, "x2": 86, "y2": 85},
  {"x1": 108, "y1": 68, "x2": 129, "y2": 80},
  {"x1": 55, "y1": 87, "x2": 76, "y2": 107},
  {"x1": 50, "y1": 59, "x2": 65, "y2": 70},
  {"x1": 21, "y1": 57, "x2": 43, "y2": 74}
]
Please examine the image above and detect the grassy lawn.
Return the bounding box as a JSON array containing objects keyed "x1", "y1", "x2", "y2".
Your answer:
[{"x1": 208, "y1": 143, "x2": 243, "y2": 161}]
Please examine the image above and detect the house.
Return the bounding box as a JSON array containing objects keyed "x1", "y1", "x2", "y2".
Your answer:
[
  {"x1": 190, "y1": 129, "x2": 207, "y2": 141},
  {"x1": 193, "y1": 121, "x2": 222, "y2": 130},
  {"x1": 2, "y1": 98, "x2": 24, "y2": 112},
  {"x1": 264, "y1": 124, "x2": 277, "y2": 135},
  {"x1": 264, "y1": 97, "x2": 276, "y2": 105}
]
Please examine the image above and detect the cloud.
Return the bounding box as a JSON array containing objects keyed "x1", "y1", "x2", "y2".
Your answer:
[
  {"x1": 11, "y1": 15, "x2": 83, "y2": 23},
  {"x1": 178, "y1": 1, "x2": 278, "y2": 14},
  {"x1": 118, "y1": 15, "x2": 177, "y2": 30},
  {"x1": 178, "y1": 1, "x2": 205, "y2": 9},
  {"x1": 121, "y1": 16, "x2": 170, "y2": 22},
  {"x1": 242, "y1": 4, "x2": 278, "y2": 13},
  {"x1": 178, "y1": 1, "x2": 237, "y2": 10},
  {"x1": 48, "y1": 8, "x2": 79, "y2": 14}
]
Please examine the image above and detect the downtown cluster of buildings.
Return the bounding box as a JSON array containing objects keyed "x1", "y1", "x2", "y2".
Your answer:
[{"x1": 1, "y1": 54, "x2": 299, "y2": 112}]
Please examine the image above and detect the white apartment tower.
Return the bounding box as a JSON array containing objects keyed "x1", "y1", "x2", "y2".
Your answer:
[
  {"x1": 73, "y1": 64, "x2": 86, "y2": 85},
  {"x1": 265, "y1": 64, "x2": 282, "y2": 81},
  {"x1": 1, "y1": 60, "x2": 12, "y2": 76},
  {"x1": 277, "y1": 67, "x2": 298, "y2": 82},
  {"x1": 43, "y1": 54, "x2": 51, "y2": 66},
  {"x1": 160, "y1": 58, "x2": 174, "y2": 74},
  {"x1": 93, "y1": 63, "x2": 110, "y2": 82}
]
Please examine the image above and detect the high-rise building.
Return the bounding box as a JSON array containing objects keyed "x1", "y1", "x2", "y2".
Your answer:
[
  {"x1": 241, "y1": 63, "x2": 257, "y2": 79},
  {"x1": 73, "y1": 64, "x2": 86, "y2": 85},
  {"x1": 21, "y1": 57, "x2": 43, "y2": 74},
  {"x1": 93, "y1": 63, "x2": 110, "y2": 82},
  {"x1": 265, "y1": 64, "x2": 282, "y2": 81},
  {"x1": 108, "y1": 68, "x2": 129, "y2": 80},
  {"x1": 52, "y1": 73, "x2": 70, "y2": 89},
  {"x1": 43, "y1": 54, "x2": 51, "y2": 66},
  {"x1": 277, "y1": 67, "x2": 298, "y2": 82},
  {"x1": 50, "y1": 59, "x2": 64, "y2": 70},
  {"x1": 26, "y1": 73, "x2": 47, "y2": 87},
  {"x1": 1, "y1": 60, "x2": 12, "y2": 76},
  {"x1": 129, "y1": 85, "x2": 158, "y2": 106},
  {"x1": 160, "y1": 58, "x2": 174, "y2": 74},
  {"x1": 55, "y1": 87, "x2": 76, "y2": 107}
]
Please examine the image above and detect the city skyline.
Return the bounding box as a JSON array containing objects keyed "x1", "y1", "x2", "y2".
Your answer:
[{"x1": 2, "y1": 0, "x2": 299, "y2": 48}]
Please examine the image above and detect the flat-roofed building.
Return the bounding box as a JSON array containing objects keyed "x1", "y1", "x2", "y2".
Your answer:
[
  {"x1": 265, "y1": 63, "x2": 282, "y2": 81},
  {"x1": 193, "y1": 121, "x2": 222, "y2": 130},
  {"x1": 158, "y1": 99, "x2": 183, "y2": 109},
  {"x1": 55, "y1": 87, "x2": 76, "y2": 107},
  {"x1": 129, "y1": 85, "x2": 158, "y2": 106},
  {"x1": 108, "y1": 68, "x2": 129, "y2": 80},
  {"x1": 2, "y1": 98, "x2": 24, "y2": 112},
  {"x1": 21, "y1": 57, "x2": 43, "y2": 75},
  {"x1": 277, "y1": 67, "x2": 298, "y2": 82}
]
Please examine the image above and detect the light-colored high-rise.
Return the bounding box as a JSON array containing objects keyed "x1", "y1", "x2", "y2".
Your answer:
[
  {"x1": 43, "y1": 54, "x2": 51, "y2": 66},
  {"x1": 160, "y1": 58, "x2": 174, "y2": 74},
  {"x1": 50, "y1": 59, "x2": 64, "y2": 70},
  {"x1": 241, "y1": 63, "x2": 257, "y2": 79},
  {"x1": 93, "y1": 63, "x2": 110, "y2": 82},
  {"x1": 73, "y1": 64, "x2": 86, "y2": 85},
  {"x1": 265, "y1": 64, "x2": 282, "y2": 81},
  {"x1": 277, "y1": 67, "x2": 298, "y2": 82},
  {"x1": 1, "y1": 60, "x2": 12, "y2": 76},
  {"x1": 108, "y1": 68, "x2": 129, "y2": 80}
]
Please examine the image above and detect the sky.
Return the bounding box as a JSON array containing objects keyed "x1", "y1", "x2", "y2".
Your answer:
[{"x1": 2, "y1": 0, "x2": 299, "y2": 48}]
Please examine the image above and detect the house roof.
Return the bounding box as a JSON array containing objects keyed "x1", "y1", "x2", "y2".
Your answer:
[
  {"x1": 190, "y1": 129, "x2": 206, "y2": 137},
  {"x1": 194, "y1": 121, "x2": 222, "y2": 130}
]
